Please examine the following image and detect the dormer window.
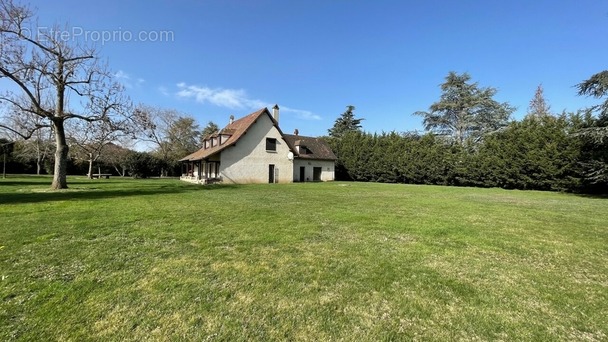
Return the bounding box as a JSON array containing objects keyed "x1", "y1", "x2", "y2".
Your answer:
[
  {"x1": 204, "y1": 140, "x2": 210, "y2": 149},
  {"x1": 298, "y1": 145, "x2": 311, "y2": 154},
  {"x1": 266, "y1": 138, "x2": 277, "y2": 152}
]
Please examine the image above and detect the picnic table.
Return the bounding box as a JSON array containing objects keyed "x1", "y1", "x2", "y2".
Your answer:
[{"x1": 91, "y1": 173, "x2": 112, "y2": 179}]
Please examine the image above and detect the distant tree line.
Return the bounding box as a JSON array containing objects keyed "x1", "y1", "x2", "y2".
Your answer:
[
  {"x1": 0, "y1": 109, "x2": 220, "y2": 179},
  {"x1": 327, "y1": 72, "x2": 608, "y2": 194}
]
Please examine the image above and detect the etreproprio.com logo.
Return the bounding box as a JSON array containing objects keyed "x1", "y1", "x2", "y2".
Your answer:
[{"x1": 1, "y1": 22, "x2": 174, "y2": 45}]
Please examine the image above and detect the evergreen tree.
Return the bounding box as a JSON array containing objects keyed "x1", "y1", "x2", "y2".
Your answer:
[
  {"x1": 414, "y1": 72, "x2": 515, "y2": 145},
  {"x1": 576, "y1": 71, "x2": 608, "y2": 143},
  {"x1": 527, "y1": 84, "x2": 552, "y2": 118},
  {"x1": 328, "y1": 106, "x2": 364, "y2": 138},
  {"x1": 201, "y1": 121, "x2": 220, "y2": 138},
  {"x1": 577, "y1": 70, "x2": 608, "y2": 116}
]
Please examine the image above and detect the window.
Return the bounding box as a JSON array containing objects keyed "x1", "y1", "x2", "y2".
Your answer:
[
  {"x1": 266, "y1": 138, "x2": 277, "y2": 151},
  {"x1": 298, "y1": 145, "x2": 311, "y2": 154}
]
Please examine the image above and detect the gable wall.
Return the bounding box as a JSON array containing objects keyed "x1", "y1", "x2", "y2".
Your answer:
[{"x1": 219, "y1": 114, "x2": 293, "y2": 183}]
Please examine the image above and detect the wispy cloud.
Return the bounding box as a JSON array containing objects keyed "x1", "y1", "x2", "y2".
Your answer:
[
  {"x1": 281, "y1": 106, "x2": 322, "y2": 120},
  {"x1": 175, "y1": 83, "x2": 321, "y2": 120},
  {"x1": 115, "y1": 70, "x2": 145, "y2": 89},
  {"x1": 157, "y1": 86, "x2": 170, "y2": 96}
]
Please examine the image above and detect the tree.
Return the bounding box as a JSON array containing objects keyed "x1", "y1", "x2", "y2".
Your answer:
[
  {"x1": 136, "y1": 105, "x2": 200, "y2": 176},
  {"x1": 101, "y1": 142, "x2": 133, "y2": 177},
  {"x1": 0, "y1": 0, "x2": 131, "y2": 189},
  {"x1": 125, "y1": 151, "x2": 162, "y2": 179},
  {"x1": 201, "y1": 121, "x2": 219, "y2": 139},
  {"x1": 12, "y1": 129, "x2": 53, "y2": 175},
  {"x1": 577, "y1": 70, "x2": 608, "y2": 116},
  {"x1": 3, "y1": 111, "x2": 53, "y2": 175},
  {"x1": 527, "y1": 84, "x2": 552, "y2": 118},
  {"x1": 0, "y1": 138, "x2": 14, "y2": 178},
  {"x1": 473, "y1": 115, "x2": 580, "y2": 191},
  {"x1": 414, "y1": 72, "x2": 515, "y2": 145},
  {"x1": 328, "y1": 105, "x2": 364, "y2": 138},
  {"x1": 165, "y1": 116, "x2": 200, "y2": 160},
  {"x1": 68, "y1": 118, "x2": 134, "y2": 178},
  {"x1": 199, "y1": 121, "x2": 220, "y2": 146},
  {"x1": 576, "y1": 70, "x2": 608, "y2": 143}
]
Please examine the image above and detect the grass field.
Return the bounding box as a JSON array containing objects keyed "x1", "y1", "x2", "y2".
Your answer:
[{"x1": 0, "y1": 176, "x2": 607, "y2": 341}]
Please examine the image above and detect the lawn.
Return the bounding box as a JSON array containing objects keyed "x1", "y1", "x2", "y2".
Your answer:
[{"x1": 0, "y1": 176, "x2": 606, "y2": 341}]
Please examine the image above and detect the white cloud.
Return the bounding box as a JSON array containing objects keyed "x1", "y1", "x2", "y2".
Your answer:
[
  {"x1": 175, "y1": 82, "x2": 321, "y2": 120},
  {"x1": 157, "y1": 86, "x2": 170, "y2": 96},
  {"x1": 281, "y1": 106, "x2": 322, "y2": 120},
  {"x1": 175, "y1": 83, "x2": 265, "y2": 109},
  {"x1": 114, "y1": 70, "x2": 144, "y2": 89}
]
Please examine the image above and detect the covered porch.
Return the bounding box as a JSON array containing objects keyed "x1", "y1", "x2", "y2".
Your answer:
[{"x1": 180, "y1": 159, "x2": 222, "y2": 184}]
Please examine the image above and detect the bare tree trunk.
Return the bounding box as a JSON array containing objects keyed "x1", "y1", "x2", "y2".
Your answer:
[
  {"x1": 51, "y1": 119, "x2": 69, "y2": 189},
  {"x1": 36, "y1": 143, "x2": 42, "y2": 175},
  {"x1": 87, "y1": 153, "x2": 94, "y2": 179}
]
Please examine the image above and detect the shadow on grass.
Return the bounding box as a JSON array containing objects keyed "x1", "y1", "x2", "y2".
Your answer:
[
  {"x1": 573, "y1": 193, "x2": 608, "y2": 199},
  {"x1": 0, "y1": 183, "x2": 239, "y2": 205},
  {"x1": 0, "y1": 181, "x2": 56, "y2": 186},
  {"x1": 0, "y1": 179, "x2": 149, "y2": 187}
]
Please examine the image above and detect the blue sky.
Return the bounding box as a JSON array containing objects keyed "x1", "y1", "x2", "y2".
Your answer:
[{"x1": 20, "y1": 0, "x2": 608, "y2": 137}]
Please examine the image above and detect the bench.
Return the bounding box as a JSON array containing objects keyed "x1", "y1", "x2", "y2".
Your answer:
[{"x1": 91, "y1": 173, "x2": 112, "y2": 179}]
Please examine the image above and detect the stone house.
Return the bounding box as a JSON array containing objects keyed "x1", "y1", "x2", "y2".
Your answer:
[{"x1": 180, "y1": 106, "x2": 336, "y2": 184}]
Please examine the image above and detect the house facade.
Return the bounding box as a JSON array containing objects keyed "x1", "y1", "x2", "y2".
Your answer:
[{"x1": 180, "y1": 106, "x2": 336, "y2": 184}]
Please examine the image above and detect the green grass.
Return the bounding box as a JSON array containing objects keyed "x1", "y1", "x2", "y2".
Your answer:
[{"x1": 0, "y1": 175, "x2": 607, "y2": 341}]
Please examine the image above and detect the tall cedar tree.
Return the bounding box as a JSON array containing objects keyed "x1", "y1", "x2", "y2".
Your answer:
[
  {"x1": 577, "y1": 70, "x2": 608, "y2": 116},
  {"x1": 415, "y1": 72, "x2": 515, "y2": 145},
  {"x1": 576, "y1": 70, "x2": 608, "y2": 143},
  {"x1": 328, "y1": 106, "x2": 364, "y2": 138}
]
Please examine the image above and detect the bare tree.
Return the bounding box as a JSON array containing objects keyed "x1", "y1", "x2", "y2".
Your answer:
[
  {"x1": 0, "y1": 0, "x2": 131, "y2": 189},
  {"x1": 135, "y1": 104, "x2": 199, "y2": 176},
  {"x1": 68, "y1": 117, "x2": 132, "y2": 178},
  {"x1": 13, "y1": 129, "x2": 53, "y2": 175},
  {"x1": 101, "y1": 142, "x2": 133, "y2": 177},
  {"x1": 0, "y1": 137, "x2": 13, "y2": 178},
  {"x1": 6, "y1": 111, "x2": 54, "y2": 174}
]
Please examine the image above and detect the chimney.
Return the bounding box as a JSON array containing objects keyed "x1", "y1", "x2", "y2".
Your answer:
[
  {"x1": 294, "y1": 128, "x2": 299, "y2": 136},
  {"x1": 272, "y1": 104, "x2": 280, "y2": 123},
  {"x1": 229, "y1": 114, "x2": 234, "y2": 125}
]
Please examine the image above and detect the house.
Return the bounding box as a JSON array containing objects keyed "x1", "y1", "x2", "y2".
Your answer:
[{"x1": 180, "y1": 105, "x2": 336, "y2": 184}]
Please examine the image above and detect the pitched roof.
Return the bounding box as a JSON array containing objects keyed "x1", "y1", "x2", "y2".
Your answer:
[
  {"x1": 180, "y1": 108, "x2": 272, "y2": 162},
  {"x1": 180, "y1": 107, "x2": 336, "y2": 162},
  {"x1": 283, "y1": 134, "x2": 337, "y2": 160}
]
